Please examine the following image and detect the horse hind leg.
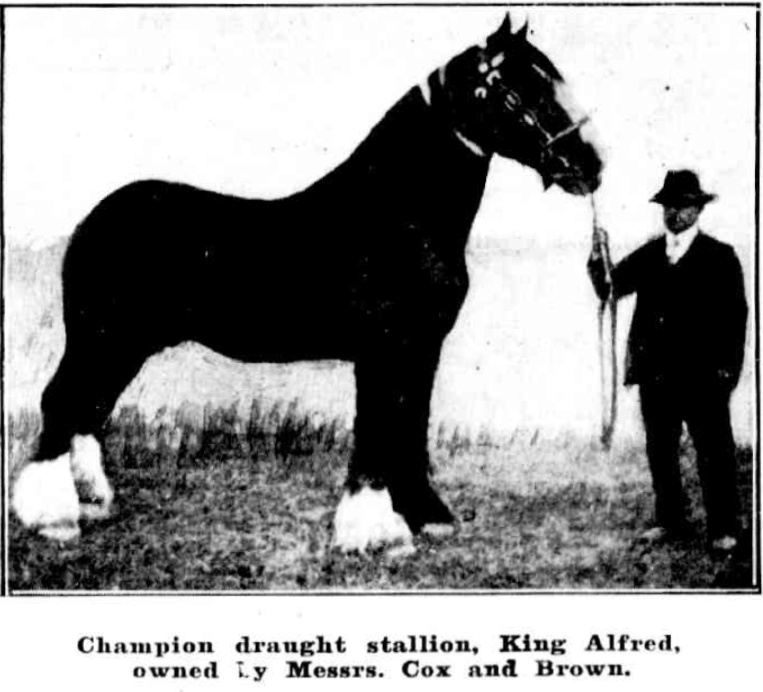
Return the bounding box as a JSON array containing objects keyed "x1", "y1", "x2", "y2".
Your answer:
[
  {"x1": 47, "y1": 345, "x2": 118, "y2": 521},
  {"x1": 11, "y1": 451, "x2": 81, "y2": 542},
  {"x1": 13, "y1": 350, "x2": 83, "y2": 541},
  {"x1": 14, "y1": 334, "x2": 148, "y2": 539},
  {"x1": 12, "y1": 435, "x2": 112, "y2": 542}
]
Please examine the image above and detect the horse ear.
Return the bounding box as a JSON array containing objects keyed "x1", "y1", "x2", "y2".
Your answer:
[
  {"x1": 486, "y1": 13, "x2": 514, "y2": 49},
  {"x1": 493, "y1": 14, "x2": 530, "y2": 44},
  {"x1": 496, "y1": 13, "x2": 513, "y2": 40}
]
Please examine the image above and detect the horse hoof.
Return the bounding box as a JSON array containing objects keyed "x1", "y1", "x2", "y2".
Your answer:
[
  {"x1": 387, "y1": 542, "x2": 417, "y2": 559},
  {"x1": 399, "y1": 485, "x2": 455, "y2": 534},
  {"x1": 39, "y1": 522, "x2": 81, "y2": 542},
  {"x1": 333, "y1": 486, "x2": 414, "y2": 553},
  {"x1": 421, "y1": 522, "x2": 456, "y2": 539},
  {"x1": 12, "y1": 455, "x2": 80, "y2": 535}
]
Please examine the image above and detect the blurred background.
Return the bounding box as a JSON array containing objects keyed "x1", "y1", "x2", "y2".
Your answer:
[{"x1": 3, "y1": 5, "x2": 756, "y2": 444}]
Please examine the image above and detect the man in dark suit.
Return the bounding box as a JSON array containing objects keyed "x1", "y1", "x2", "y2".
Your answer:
[{"x1": 589, "y1": 170, "x2": 747, "y2": 551}]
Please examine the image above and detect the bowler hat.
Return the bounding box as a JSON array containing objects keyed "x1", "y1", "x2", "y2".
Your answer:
[{"x1": 650, "y1": 169, "x2": 717, "y2": 206}]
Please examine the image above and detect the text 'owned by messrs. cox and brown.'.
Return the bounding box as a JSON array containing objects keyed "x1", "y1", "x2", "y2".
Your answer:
[{"x1": 75, "y1": 632, "x2": 682, "y2": 682}]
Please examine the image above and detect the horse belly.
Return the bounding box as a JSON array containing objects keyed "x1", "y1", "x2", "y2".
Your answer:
[{"x1": 190, "y1": 269, "x2": 358, "y2": 363}]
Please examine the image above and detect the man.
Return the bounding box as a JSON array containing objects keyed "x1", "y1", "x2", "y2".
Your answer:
[{"x1": 588, "y1": 169, "x2": 747, "y2": 551}]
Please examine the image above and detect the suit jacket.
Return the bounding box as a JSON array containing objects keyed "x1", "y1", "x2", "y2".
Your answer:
[{"x1": 590, "y1": 232, "x2": 747, "y2": 388}]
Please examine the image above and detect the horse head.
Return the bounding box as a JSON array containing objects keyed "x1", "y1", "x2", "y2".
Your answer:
[{"x1": 443, "y1": 14, "x2": 602, "y2": 196}]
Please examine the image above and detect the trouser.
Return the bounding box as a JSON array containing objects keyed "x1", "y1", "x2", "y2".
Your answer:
[{"x1": 639, "y1": 379, "x2": 738, "y2": 538}]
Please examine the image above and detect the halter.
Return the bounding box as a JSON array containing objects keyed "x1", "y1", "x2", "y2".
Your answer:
[
  {"x1": 419, "y1": 66, "x2": 488, "y2": 157},
  {"x1": 474, "y1": 58, "x2": 592, "y2": 174},
  {"x1": 421, "y1": 58, "x2": 590, "y2": 164},
  {"x1": 543, "y1": 116, "x2": 591, "y2": 150}
]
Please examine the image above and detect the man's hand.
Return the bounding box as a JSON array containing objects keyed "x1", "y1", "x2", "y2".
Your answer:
[{"x1": 588, "y1": 225, "x2": 613, "y2": 301}]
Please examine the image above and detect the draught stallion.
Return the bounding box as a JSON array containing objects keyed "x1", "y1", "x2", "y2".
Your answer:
[{"x1": 13, "y1": 15, "x2": 602, "y2": 551}]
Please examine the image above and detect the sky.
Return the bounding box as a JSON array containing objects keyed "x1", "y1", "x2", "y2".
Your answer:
[
  {"x1": 4, "y1": 5, "x2": 756, "y2": 256},
  {"x1": 3, "y1": 5, "x2": 758, "y2": 439}
]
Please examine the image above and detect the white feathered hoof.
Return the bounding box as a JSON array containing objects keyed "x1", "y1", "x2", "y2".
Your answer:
[
  {"x1": 421, "y1": 523, "x2": 456, "y2": 539},
  {"x1": 333, "y1": 486, "x2": 414, "y2": 554},
  {"x1": 12, "y1": 454, "x2": 81, "y2": 542},
  {"x1": 70, "y1": 435, "x2": 113, "y2": 521}
]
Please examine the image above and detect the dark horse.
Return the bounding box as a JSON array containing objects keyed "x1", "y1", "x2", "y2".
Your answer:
[{"x1": 13, "y1": 15, "x2": 602, "y2": 549}]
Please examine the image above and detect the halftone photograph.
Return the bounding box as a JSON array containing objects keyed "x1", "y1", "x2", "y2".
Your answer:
[{"x1": 3, "y1": 4, "x2": 758, "y2": 591}]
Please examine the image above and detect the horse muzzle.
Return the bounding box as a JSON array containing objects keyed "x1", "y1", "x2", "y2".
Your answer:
[{"x1": 542, "y1": 142, "x2": 603, "y2": 196}]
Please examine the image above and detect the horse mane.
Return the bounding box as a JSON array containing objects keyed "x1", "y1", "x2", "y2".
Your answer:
[{"x1": 292, "y1": 80, "x2": 490, "y2": 217}]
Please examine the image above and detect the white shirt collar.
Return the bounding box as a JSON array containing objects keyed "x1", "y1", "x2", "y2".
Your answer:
[{"x1": 665, "y1": 222, "x2": 700, "y2": 264}]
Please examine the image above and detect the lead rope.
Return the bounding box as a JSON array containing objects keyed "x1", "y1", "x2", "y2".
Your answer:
[{"x1": 590, "y1": 196, "x2": 618, "y2": 450}]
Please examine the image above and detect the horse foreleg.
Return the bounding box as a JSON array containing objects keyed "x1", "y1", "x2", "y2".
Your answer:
[
  {"x1": 334, "y1": 345, "x2": 453, "y2": 552},
  {"x1": 333, "y1": 354, "x2": 414, "y2": 553},
  {"x1": 12, "y1": 433, "x2": 112, "y2": 541},
  {"x1": 383, "y1": 347, "x2": 455, "y2": 537}
]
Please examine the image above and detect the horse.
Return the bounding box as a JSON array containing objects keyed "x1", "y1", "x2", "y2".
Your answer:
[{"x1": 12, "y1": 14, "x2": 602, "y2": 551}]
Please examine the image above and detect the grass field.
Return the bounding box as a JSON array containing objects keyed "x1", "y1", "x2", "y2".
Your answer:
[
  {"x1": 7, "y1": 404, "x2": 755, "y2": 592},
  {"x1": 4, "y1": 241, "x2": 756, "y2": 591}
]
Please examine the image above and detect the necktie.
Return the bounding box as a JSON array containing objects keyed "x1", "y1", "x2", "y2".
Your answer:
[{"x1": 666, "y1": 234, "x2": 681, "y2": 265}]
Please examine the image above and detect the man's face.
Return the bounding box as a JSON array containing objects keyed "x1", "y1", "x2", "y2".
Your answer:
[{"x1": 663, "y1": 204, "x2": 702, "y2": 234}]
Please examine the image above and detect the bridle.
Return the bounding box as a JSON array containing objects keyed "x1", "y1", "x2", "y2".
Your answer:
[
  {"x1": 542, "y1": 117, "x2": 591, "y2": 155},
  {"x1": 422, "y1": 48, "x2": 615, "y2": 447},
  {"x1": 420, "y1": 65, "x2": 490, "y2": 157},
  {"x1": 420, "y1": 56, "x2": 589, "y2": 163},
  {"x1": 474, "y1": 55, "x2": 591, "y2": 169},
  {"x1": 474, "y1": 55, "x2": 616, "y2": 447},
  {"x1": 538, "y1": 116, "x2": 592, "y2": 184}
]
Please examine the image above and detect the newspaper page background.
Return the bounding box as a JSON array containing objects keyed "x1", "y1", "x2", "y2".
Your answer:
[{"x1": 1, "y1": 1, "x2": 760, "y2": 689}]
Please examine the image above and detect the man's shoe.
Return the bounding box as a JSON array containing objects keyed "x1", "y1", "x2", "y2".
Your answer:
[
  {"x1": 640, "y1": 526, "x2": 667, "y2": 542},
  {"x1": 640, "y1": 523, "x2": 691, "y2": 544},
  {"x1": 710, "y1": 535, "x2": 737, "y2": 552}
]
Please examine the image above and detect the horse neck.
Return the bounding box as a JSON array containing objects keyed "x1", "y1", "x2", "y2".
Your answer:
[
  {"x1": 307, "y1": 83, "x2": 491, "y2": 206},
  {"x1": 358, "y1": 83, "x2": 490, "y2": 171},
  {"x1": 286, "y1": 77, "x2": 491, "y2": 253}
]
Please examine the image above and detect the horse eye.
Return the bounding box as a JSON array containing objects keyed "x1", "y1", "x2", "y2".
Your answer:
[{"x1": 475, "y1": 86, "x2": 488, "y2": 99}]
